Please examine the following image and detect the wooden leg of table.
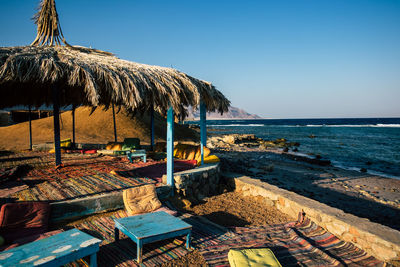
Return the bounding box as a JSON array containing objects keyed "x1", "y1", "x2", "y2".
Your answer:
[
  {"x1": 115, "y1": 228, "x2": 119, "y2": 241},
  {"x1": 186, "y1": 231, "x2": 191, "y2": 249},
  {"x1": 90, "y1": 253, "x2": 97, "y2": 267},
  {"x1": 137, "y1": 240, "x2": 143, "y2": 263}
]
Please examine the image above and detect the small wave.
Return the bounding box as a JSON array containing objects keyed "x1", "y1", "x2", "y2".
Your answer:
[
  {"x1": 376, "y1": 124, "x2": 400, "y2": 127},
  {"x1": 210, "y1": 124, "x2": 265, "y2": 127},
  {"x1": 304, "y1": 124, "x2": 400, "y2": 127},
  {"x1": 330, "y1": 160, "x2": 400, "y2": 180}
]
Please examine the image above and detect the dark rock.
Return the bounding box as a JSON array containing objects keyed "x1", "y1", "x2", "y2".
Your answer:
[{"x1": 360, "y1": 168, "x2": 367, "y2": 173}]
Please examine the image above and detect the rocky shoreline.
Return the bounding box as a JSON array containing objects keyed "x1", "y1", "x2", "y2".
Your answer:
[{"x1": 208, "y1": 134, "x2": 400, "y2": 231}]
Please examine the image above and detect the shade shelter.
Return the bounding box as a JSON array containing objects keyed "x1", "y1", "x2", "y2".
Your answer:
[{"x1": 0, "y1": 0, "x2": 229, "y2": 185}]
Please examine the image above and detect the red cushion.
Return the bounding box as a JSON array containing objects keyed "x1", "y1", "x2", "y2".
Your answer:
[{"x1": 0, "y1": 202, "x2": 51, "y2": 243}]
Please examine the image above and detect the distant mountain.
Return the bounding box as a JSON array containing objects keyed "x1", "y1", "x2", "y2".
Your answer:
[{"x1": 186, "y1": 106, "x2": 262, "y2": 120}]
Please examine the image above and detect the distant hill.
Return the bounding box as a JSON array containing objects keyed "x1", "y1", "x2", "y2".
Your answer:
[{"x1": 186, "y1": 106, "x2": 262, "y2": 120}]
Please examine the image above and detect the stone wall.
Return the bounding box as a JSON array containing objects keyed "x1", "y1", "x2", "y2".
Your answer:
[
  {"x1": 162, "y1": 163, "x2": 221, "y2": 202},
  {"x1": 225, "y1": 173, "x2": 400, "y2": 263}
]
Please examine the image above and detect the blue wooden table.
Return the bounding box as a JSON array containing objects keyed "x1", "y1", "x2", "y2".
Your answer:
[
  {"x1": 0, "y1": 229, "x2": 101, "y2": 267},
  {"x1": 114, "y1": 211, "x2": 192, "y2": 263},
  {"x1": 126, "y1": 149, "x2": 147, "y2": 163}
]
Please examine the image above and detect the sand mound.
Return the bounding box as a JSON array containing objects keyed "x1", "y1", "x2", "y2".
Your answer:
[{"x1": 0, "y1": 107, "x2": 198, "y2": 151}]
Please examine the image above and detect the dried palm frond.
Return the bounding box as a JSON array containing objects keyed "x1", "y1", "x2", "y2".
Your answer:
[
  {"x1": 0, "y1": 0, "x2": 230, "y2": 118},
  {"x1": 0, "y1": 46, "x2": 230, "y2": 118},
  {"x1": 31, "y1": 0, "x2": 68, "y2": 46}
]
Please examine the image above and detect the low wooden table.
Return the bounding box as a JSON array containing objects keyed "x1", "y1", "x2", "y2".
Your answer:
[
  {"x1": 126, "y1": 150, "x2": 147, "y2": 163},
  {"x1": 114, "y1": 211, "x2": 192, "y2": 263},
  {"x1": 0, "y1": 229, "x2": 101, "y2": 267}
]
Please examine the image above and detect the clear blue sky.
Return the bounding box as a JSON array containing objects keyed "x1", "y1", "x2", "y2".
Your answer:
[{"x1": 1, "y1": 0, "x2": 399, "y2": 118}]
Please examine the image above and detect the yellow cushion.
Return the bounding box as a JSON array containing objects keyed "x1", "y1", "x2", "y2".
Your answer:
[
  {"x1": 106, "y1": 142, "x2": 123, "y2": 151},
  {"x1": 197, "y1": 155, "x2": 220, "y2": 166},
  {"x1": 60, "y1": 138, "x2": 72, "y2": 148},
  {"x1": 174, "y1": 143, "x2": 211, "y2": 162},
  {"x1": 49, "y1": 148, "x2": 66, "y2": 153},
  {"x1": 228, "y1": 248, "x2": 282, "y2": 267},
  {"x1": 123, "y1": 185, "x2": 162, "y2": 216}
]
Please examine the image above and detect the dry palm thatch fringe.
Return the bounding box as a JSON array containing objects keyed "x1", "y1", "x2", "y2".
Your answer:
[
  {"x1": 0, "y1": 46, "x2": 230, "y2": 118},
  {"x1": 31, "y1": 0, "x2": 68, "y2": 46},
  {"x1": 0, "y1": 0, "x2": 230, "y2": 118}
]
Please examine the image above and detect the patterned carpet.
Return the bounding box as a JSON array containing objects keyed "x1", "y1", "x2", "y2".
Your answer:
[
  {"x1": 63, "y1": 210, "x2": 382, "y2": 267},
  {"x1": 66, "y1": 210, "x2": 233, "y2": 267},
  {"x1": 199, "y1": 213, "x2": 383, "y2": 267},
  {"x1": 3, "y1": 153, "x2": 196, "y2": 202}
]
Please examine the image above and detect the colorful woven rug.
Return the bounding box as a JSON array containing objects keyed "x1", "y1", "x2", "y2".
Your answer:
[
  {"x1": 12, "y1": 173, "x2": 156, "y2": 201},
  {"x1": 66, "y1": 210, "x2": 233, "y2": 267},
  {"x1": 199, "y1": 213, "x2": 383, "y2": 267}
]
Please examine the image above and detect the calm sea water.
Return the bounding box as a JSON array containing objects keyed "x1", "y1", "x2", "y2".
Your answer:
[{"x1": 192, "y1": 118, "x2": 400, "y2": 179}]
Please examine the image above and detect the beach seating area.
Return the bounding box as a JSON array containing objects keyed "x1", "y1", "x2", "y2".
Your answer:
[{"x1": 0, "y1": 149, "x2": 386, "y2": 266}]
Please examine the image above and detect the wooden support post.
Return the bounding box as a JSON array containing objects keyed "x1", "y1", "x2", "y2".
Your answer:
[
  {"x1": 72, "y1": 106, "x2": 76, "y2": 147},
  {"x1": 28, "y1": 106, "x2": 33, "y2": 150},
  {"x1": 200, "y1": 101, "x2": 207, "y2": 165},
  {"x1": 150, "y1": 106, "x2": 155, "y2": 151},
  {"x1": 166, "y1": 106, "x2": 174, "y2": 187},
  {"x1": 112, "y1": 103, "x2": 117, "y2": 142},
  {"x1": 52, "y1": 86, "x2": 62, "y2": 166}
]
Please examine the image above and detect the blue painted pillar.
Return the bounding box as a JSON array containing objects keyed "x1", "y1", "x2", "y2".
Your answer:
[
  {"x1": 150, "y1": 106, "x2": 154, "y2": 151},
  {"x1": 52, "y1": 86, "x2": 62, "y2": 166},
  {"x1": 200, "y1": 101, "x2": 207, "y2": 165},
  {"x1": 28, "y1": 106, "x2": 32, "y2": 150},
  {"x1": 112, "y1": 103, "x2": 117, "y2": 142},
  {"x1": 166, "y1": 105, "x2": 174, "y2": 187}
]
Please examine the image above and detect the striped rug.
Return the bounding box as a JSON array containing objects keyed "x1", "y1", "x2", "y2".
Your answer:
[
  {"x1": 199, "y1": 213, "x2": 383, "y2": 267},
  {"x1": 66, "y1": 210, "x2": 233, "y2": 267},
  {"x1": 12, "y1": 173, "x2": 156, "y2": 201}
]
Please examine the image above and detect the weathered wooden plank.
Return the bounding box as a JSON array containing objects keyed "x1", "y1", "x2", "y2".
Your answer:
[
  {"x1": 114, "y1": 211, "x2": 192, "y2": 263},
  {"x1": 0, "y1": 229, "x2": 101, "y2": 266},
  {"x1": 200, "y1": 101, "x2": 207, "y2": 165},
  {"x1": 114, "y1": 211, "x2": 191, "y2": 239},
  {"x1": 166, "y1": 106, "x2": 174, "y2": 186}
]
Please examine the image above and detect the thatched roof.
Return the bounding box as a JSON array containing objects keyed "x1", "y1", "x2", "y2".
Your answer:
[{"x1": 0, "y1": 0, "x2": 230, "y2": 118}]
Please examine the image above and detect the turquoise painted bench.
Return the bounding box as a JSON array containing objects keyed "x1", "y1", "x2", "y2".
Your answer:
[
  {"x1": 114, "y1": 211, "x2": 192, "y2": 263},
  {"x1": 0, "y1": 229, "x2": 101, "y2": 267},
  {"x1": 126, "y1": 149, "x2": 147, "y2": 163}
]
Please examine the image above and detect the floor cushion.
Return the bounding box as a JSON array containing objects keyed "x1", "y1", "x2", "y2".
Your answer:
[
  {"x1": 106, "y1": 142, "x2": 124, "y2": 151},
  {"x1": 197, "y1": 154, "x2": 220, "y2": 166},
  {"x1": 0, "y1": 202, "x2": 51, "y2": 244},
  {"x1": 123, "y1": 185, "x2": 162, "y2": 216},
  {"x1": 174, "y1": 143, "x2": 211, "y2": 162},
  {"x1": 228, "y1": 248, "x2": 282, "y2": 267}
]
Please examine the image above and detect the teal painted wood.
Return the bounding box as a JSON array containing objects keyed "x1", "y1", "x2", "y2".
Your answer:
[
  {"x1": 114, "y1": 211, "x2": 192, "y2": 263},
  {"x1": 52, "y1": 85, "x2": 61, "y2": 166},
  {"x1": 200, "y1": 101, "x2": 207, "y2": 165},
  {"x1": 166, "y1": 106, "x2": 174, "y2": 186},
  {"x1": 126, "y1": 150, "x2": 147, "y2": 163},
  {"x1": 0, "y1": 228, "x2": 101, "y2": 267}
]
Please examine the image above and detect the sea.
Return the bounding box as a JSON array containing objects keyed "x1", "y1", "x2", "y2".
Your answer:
[{"x1": 189, "y1": 118, "x2": 400, "y2": 180}]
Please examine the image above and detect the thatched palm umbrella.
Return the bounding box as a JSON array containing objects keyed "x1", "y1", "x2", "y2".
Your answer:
[{"x1": 0, "y1": 0, "x2": 230, "y2": 183}]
